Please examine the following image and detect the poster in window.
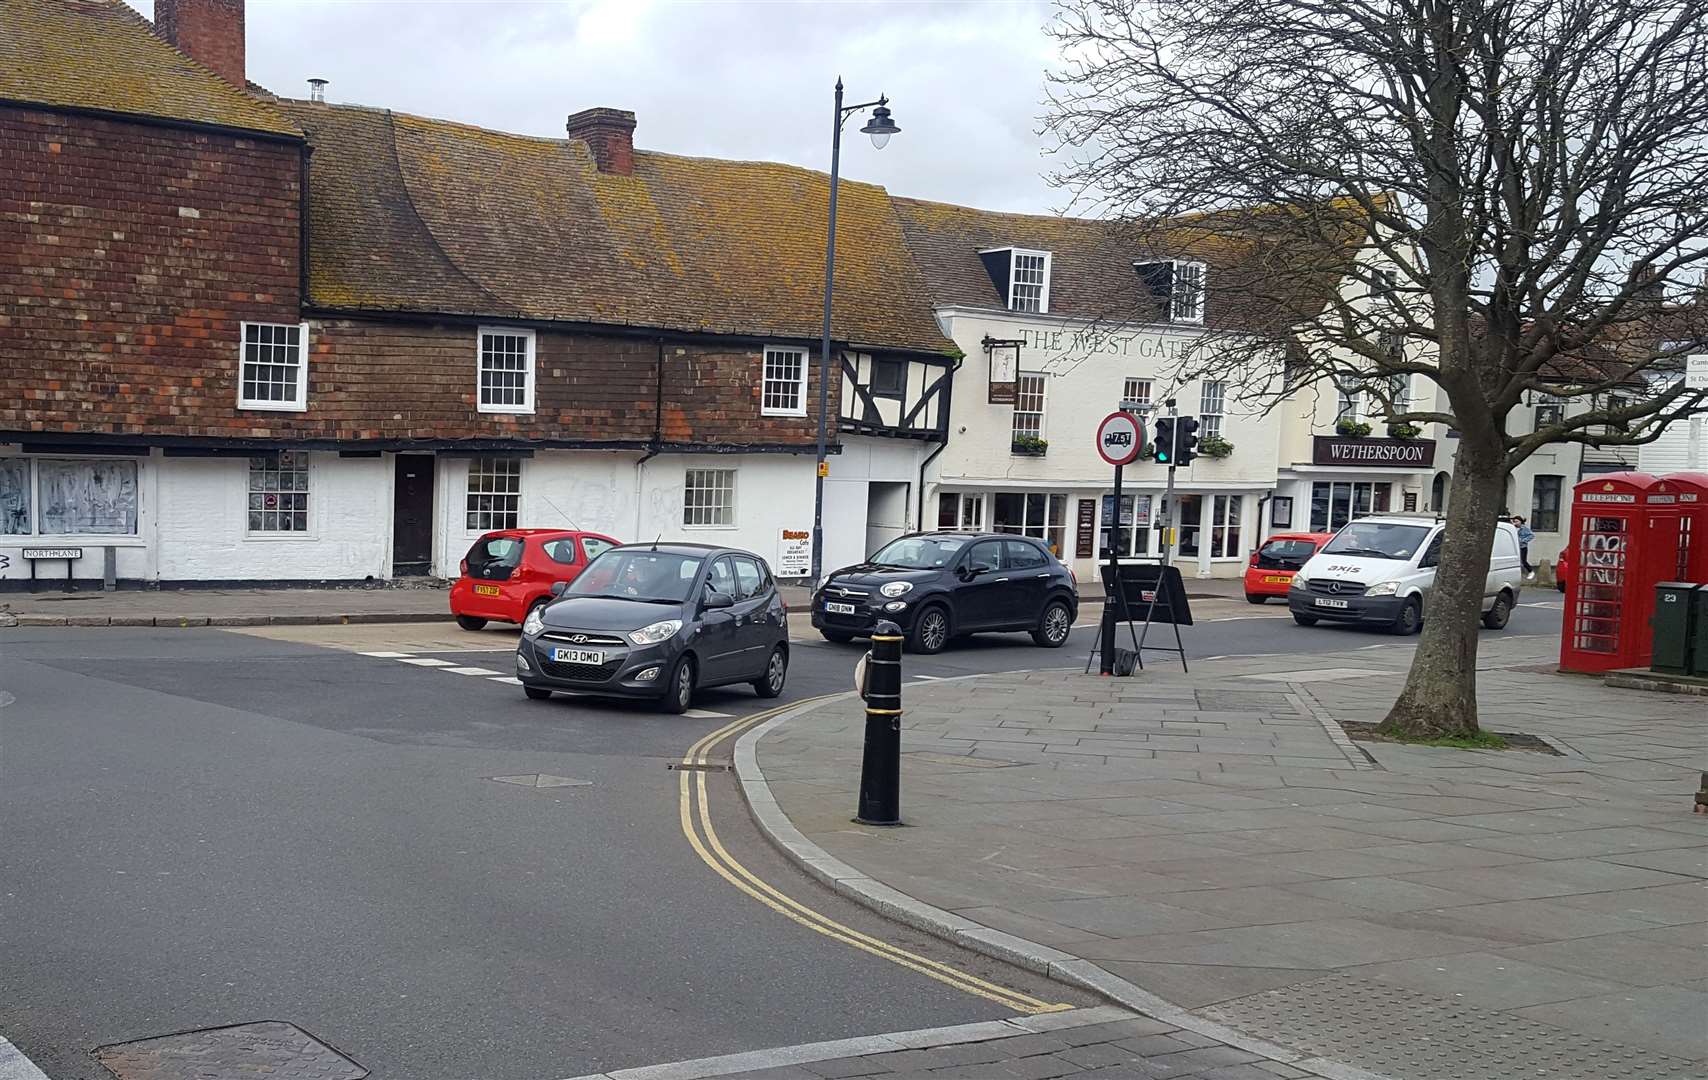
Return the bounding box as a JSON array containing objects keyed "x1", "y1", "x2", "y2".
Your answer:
[
  {"x1": 36, "y1": 460, "x2": 138, "y2": 535},
  {"x1": 1270, "y1": 496, "x2": 1292, "y2": 528},
  {"x1": 0, "y1": 459, "x2": 30, "y2": 534}
]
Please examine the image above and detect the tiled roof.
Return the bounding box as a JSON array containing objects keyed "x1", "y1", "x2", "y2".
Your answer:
[
  {"x1": 283, "y1": 102, "x2": 955, "y2": 355},
  {"x1": 0, "y1": 0, "x2": 298, "y2": 137},
  {"x1": 892, "y1": 196, "x2": 1355, "y2": 334}
]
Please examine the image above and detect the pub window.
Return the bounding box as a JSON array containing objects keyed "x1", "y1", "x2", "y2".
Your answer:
[
  {"x1": 991, "y1": 491, "x2": 1068, "y2": 555},
  {"x1": 1200, "y1": 380, "x2": 1226, "y2": 439},
  {"x1": 1012, "y1": 374, "x2": 1046, "y2": 445},
  {"x1": 1135, "y1": 259, "x2": 1207, "y2": 324},
  {"x1": 1532, "y1": 475, "x2": 1564, "y2": 533},
  {"x1": 979, "y1": 248, "x2": 1052, "y2": 314},
  {"x1": 936, "y1": 492, "x2": 984, "y2": 531},
  {"x1": 1336, "y1": 383, "x2": 1362, "y2": 422},
  {"x1": 1209, "y1": 494, "x2": 1243, "y2": 558},
  {"x1": 1310, "y1": 480, "x2": 1391, "y2": 531},
  {"x1": 1100, "y1": 493, "x2": 1154, "y2": 558},
  {"x1": 1122, "y1": 378, "x2": 1152, "y2": 408}
]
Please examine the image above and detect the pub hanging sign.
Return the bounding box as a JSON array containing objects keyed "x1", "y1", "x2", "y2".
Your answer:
[{"x1": 983, "y1": 335, "x2": 1023, "y2": 405}]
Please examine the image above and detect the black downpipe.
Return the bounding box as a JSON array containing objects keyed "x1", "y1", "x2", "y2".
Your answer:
[{"x1": 915, "y1": 359, "x2": 959, "y2": 528}]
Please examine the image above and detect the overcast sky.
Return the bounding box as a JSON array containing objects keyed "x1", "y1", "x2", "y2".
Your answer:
[{"x1": 127, "y1": 0, "x2": 1066, "y2": 215}]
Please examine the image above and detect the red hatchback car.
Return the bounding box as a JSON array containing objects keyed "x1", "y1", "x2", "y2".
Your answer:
[
  {"x1": 450, "y1": 529, "x2": 621, "y2": 630},
  {"x1": 1243, "y1": 531, "x2": 1336, "y2": 603}
]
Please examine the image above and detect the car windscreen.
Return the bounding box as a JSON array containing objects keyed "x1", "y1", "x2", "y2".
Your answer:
[
  {"x1": 1258, "y1": 539, "x2": 1320, "y2": 562},
  {"x1": 1320, "y1": 522, "x2": 1431, "y2": 560},
  {"x1": 465, "y1": 536, "x2": 523, "y2": 579},
  {"x1": 870, "y1": 536, "x2": 969, "y2": 569},
  {"x1": 565, "y1": 549, "x2": 703, "y2": 602}
]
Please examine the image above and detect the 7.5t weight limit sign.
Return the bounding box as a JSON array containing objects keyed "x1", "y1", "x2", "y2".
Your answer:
[{"x1": 1095, "y1": 411, "x2": 1145, "y2": 466}]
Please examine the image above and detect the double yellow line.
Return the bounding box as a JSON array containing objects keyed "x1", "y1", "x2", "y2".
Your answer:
[{"x1": 678, "y1": 698, "x2": 1071, "y2": 1015}]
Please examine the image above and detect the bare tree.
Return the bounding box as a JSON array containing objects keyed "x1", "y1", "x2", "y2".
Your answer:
[{"x1": 1046, "y1": 0, "x2": 1708, "y2": 737}]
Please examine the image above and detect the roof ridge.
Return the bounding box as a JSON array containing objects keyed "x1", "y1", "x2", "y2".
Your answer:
[{"x1": 101, "y1": 0, "x2": 300, "y2": 137}]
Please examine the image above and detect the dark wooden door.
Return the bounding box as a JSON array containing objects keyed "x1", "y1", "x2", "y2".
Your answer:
[{"x1": 392, "y1": 454, "x2": 435, "y2": 576}]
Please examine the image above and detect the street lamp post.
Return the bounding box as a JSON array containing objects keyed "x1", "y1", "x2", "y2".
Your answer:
[{"x1": 811, "y1": 78, "x2": 900, "y2": 588}]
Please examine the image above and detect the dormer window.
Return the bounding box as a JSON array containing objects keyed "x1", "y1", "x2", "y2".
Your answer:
[
  {"x1": 979, "y1": 248, "x2": 1052, "y2": 314},
  {"x1": 1135, "y1": 259, "x2": 1207, "y2": 324}
]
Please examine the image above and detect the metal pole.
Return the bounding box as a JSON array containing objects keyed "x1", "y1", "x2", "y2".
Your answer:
[
  {"x1": 856, "y1": 618, "x2": 904, "y2": 825},
  {"x1": 811, "y1": 79, "x2": 844, "y2": 590},
  {"x1": 1142, "y1": 399, "x2": 1179, "y2": 654},
  {"x1": 1100, "y1": 462, "x2": 1123, "y2": 675}
]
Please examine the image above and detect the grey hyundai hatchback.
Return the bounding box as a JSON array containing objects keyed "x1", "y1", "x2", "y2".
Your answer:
[{"x1": 515, "y1": 543, "x2": 789, "y2": 713}]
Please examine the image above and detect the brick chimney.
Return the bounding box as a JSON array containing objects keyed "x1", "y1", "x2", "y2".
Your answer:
[
  {"x1": 566, "y1": 108, "x2": 637, "y2": 176},
  {"x1": 155, "y1": 0, "x2": 246, "y2": 88}
]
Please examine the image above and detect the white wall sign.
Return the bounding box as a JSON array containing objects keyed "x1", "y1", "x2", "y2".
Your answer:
[
  {"x1": 777, "y1": 528, "x2": 812, "y2": 577},
  {"x1": 0, "y1": 549, "x2": 23, "y2": 580},
  {"x1": 1687, "y1": 354, "x2": 1707, "y2": 390}
]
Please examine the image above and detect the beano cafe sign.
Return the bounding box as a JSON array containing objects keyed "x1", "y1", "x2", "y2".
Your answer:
[{"x1": 1311, "y1": 436, "x2": 1436, "y2": 468}]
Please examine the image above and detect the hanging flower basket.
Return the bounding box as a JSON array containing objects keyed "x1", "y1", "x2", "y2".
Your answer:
[{"x1": 1199, "y1": 434, "x2": 1235, "y2": 459}]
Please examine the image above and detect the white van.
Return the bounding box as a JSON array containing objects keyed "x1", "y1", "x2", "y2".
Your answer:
[{"x1": 1287, "y1": 514, "x2": 1523, "y2": 634}]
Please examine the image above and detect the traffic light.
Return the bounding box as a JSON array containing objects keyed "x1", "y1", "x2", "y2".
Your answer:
[
  {"x1": 1152, "y1": 417, "x2": 1175, "y2": 464},
  {"x1": 1176, "y1": 417, "x2": 1201, "y2": 465}
]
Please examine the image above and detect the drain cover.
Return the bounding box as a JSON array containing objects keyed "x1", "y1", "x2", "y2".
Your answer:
[
  {"x1": 489, "y1": 773, "x2": 591, "y2": 788},
  {"x1": 96, "y1": 1021, "x2": 366, "y2": 1079}
]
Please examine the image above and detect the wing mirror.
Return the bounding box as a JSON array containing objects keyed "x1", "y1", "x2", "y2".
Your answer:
[
  {"x1": 703, "y1": 589, "x2": 735, "y2": 610},
  {"x1": 549, "y1": 581, "x2": 568, "y2": 597}
]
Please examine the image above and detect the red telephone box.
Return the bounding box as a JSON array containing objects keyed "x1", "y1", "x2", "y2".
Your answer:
[
  {"x1": 1651, "y1": 472, "x2": 1708, "y2": 583},
  {"x1": 1560, "y1": 472, "x2": 1659, "y2": 672}
]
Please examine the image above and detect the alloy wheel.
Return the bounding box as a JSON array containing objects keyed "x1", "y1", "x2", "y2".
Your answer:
[
  {"x1": 1043, "y1": 605, "x2": 1071, "y2": 644},
  {"x1": 921, "y1": 611, "x2": 948, "y2": 652},
  {"x1": 766, "y1": 650, "x2": 786, "y2": 693}
]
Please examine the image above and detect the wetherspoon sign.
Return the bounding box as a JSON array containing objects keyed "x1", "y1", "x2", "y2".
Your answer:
[{"x1": 1311, "y1": 436, "x2": 1436, "y2": 468}]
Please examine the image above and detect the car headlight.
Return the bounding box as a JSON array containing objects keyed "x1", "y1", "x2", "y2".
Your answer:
[
  {"x1": 879, "y1": 581, "x2": 914, "y2": 598},
  {"x1": 628, "y1": 619, "x2": 683, "y2": 646},
  {"x1": 523, "y1": 606, "x2": 547, "y2": 636},
  {"x1": 1365, "y1": 580, "x2": 1399, "y2": 596},
  {"x1": 1290, "y1": 573, "x2": 1310, "y2": 589}
]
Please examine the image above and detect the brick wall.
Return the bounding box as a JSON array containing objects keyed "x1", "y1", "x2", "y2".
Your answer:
[
  {"x1": 0, "y1": 106, "x2": 302, "y2": 435},
  {"x1": 1, "y1": 106, "x2": 829, "y2": 449}
]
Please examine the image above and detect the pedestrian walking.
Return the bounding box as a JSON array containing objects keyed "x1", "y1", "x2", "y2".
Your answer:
[{"x1": 1515, "y1": 516, "x2": 1535, "y2": 579}]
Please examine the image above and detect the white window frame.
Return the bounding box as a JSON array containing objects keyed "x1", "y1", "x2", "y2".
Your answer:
[
  {"x1": 465, "y1": 456, "x2": 523, "y2": 533},
  {"x1": 683, "y1": 468, "x2": 737, "y2": 529},
  {"x1": 476, "y1": 327, "x2": 537, "y2": 415},
  {"x1": 1007, "y1": 249, "x2": 1052, "y2": 314},
  {"x1": 245, "y1": 450, "x2": 313, "y2": 538},
  {"x1": 1122, "y1": 378, "x2": 1153, "y2": 408},
  {"x1": 1170, "y1": 260, "x2": 1206, "y2": 323},
  {"x1": 1200, "y1": 380, "x2": 1225, "y2": 439},
  {"x1": 1012, "y1": 373, "x2": 1047, "y2": 445},
  {"x1": 12, "y1": 457, "x2": 142, "y2": 538},
  {"x1": 761, "y1": 345, "x2": 809, "y2": 417},
  {"x1": 1336, "y1": 383, "x2": 1362, "y2": 423},
  {"x1": 237, "y1": 321, "x2": 309, "y2": 412},
  {"x1": 936, "y1": 492, "x2": 985, "y2": 531},
  {"x1": 1209, "y1": 494, "x2": 1244, "y2": 560}
]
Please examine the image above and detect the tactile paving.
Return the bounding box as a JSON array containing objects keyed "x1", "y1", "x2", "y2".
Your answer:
[
  {"x1": 1203, "y1": 974, "x2": 1702, "y2": 1080},
  {"x1": 96, "y1": 1020, "x2": 367, "y2": 1080}
]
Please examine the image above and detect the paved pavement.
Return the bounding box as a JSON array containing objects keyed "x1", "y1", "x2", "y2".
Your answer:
[{"x1": 746, "y1": 633, "x2": 1708, "y2": 1080}]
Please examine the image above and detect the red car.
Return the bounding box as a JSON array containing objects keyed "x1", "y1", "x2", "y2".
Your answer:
[
  {"x1": 450, "y1": 529, "x2": 621, "y2": 630},
  {"x1": 1243, "y1": 531, "x2": 1336, "y2": 603}
]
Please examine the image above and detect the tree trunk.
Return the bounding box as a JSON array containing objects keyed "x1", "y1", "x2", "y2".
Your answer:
[{"x1": 1379, "y1": 454, "x2": 1507, "y2": 738}]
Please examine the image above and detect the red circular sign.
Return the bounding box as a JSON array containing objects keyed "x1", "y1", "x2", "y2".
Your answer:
[{"x1": 1096, "y1": 411, "x2": 1144, "y2": 465}]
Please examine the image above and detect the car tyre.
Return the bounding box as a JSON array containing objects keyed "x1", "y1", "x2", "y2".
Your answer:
[
  {"x1": 1245, "y1": 593, "x2": 1267, "y2": 605},
  {"x1": 1392, "y1": 597, "x2": 1423, "y2": 635},
  {"x1": 1482, "y1": 591, "x2": 1513, "y2": 630},
  {"x1": 659, "y1": 655, "x2": 695, "y2": 714},
  {"x1": 907, "y1": 605, "x2": 951, "y2": 655},
  {"x1": 1031, "y1": 600, "x2": 1073, "y2": 648},
  {"x1": 753, "y1": 646, "x2": 788, "y2": 698},
  {"x1": 819, "y1": 630, "x2": 855, "y2": 644},
  {"x1": 523, "y1": 685, "x2": 552, "y2": 701},
  {"x1": 456, "y1": 615, "x2": 488, "y2": 631},
  {"x1": 1293, "y1": 612, "x2": 1319, "y2": 627}
]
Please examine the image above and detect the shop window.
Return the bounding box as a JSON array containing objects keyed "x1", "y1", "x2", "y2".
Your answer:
[
  {"x1": 991, "y1": 491, "x2": 1067, "y2": 555},
  {"x1": 3, "y1": 458, "x2": 141, "y2": 536},
  {"x1": 936, "y1": 492, "x2": 984, "y2": 531},
  {"x1": 0, "y1": 458, "x2": 30, "y2": 534}
]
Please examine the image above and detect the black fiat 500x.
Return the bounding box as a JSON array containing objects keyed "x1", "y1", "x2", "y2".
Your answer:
[{"x1": 812, "y1": 532, "x2": 1078, "y2": 654}]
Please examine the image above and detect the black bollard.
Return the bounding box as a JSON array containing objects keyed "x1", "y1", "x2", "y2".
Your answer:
[
  {"x1": 1099, "y1": 603, "x2": 1117, "y2": 675},
  {"x1": 855, "y1": 619, "x2": 903, "y2": 826}
]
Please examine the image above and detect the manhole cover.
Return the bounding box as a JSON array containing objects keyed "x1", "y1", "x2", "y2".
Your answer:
[
  {"x1": 489, "y1": 773, "x2": 591, "y2": 788},
  {"x1": 96, "y1": 1021, "x2": 366, "y2": 1079}
]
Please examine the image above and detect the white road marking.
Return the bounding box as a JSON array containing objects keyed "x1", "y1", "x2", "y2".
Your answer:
[
  {"x1": 0, "y1": 1034, "x2": 51, "y2": 1080},
  {"x1": 489, "y1": 676, "x2": 522, "y2": 685},
  {"x1": 358, "y1": 650, "x2": 415, "y2": 658},
  {"x1": 442, "y1": 666, "x2": 501, "y2": 676},
  {"x1": 395, "y1": 657, "x2": 454, "y2": 667},
  {"x1": 683, "y1": 708, "x2": 734, "y2": 719},
  {"x1": 913, "y1": 674, "x2": 944, "y2": 680}
]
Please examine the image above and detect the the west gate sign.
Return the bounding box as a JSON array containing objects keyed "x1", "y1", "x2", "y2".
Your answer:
[{"x1": 1311, "y1": 435, "x2": 1437, "y2": 468}]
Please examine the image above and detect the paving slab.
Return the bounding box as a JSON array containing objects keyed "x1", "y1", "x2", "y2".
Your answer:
[{"x1": 744, "y1": 640, "x2": 1707, "y2": 1079}]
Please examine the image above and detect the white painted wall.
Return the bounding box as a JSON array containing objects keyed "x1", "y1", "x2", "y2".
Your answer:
[
  {"x1": 155, "y1": 452, "x2": 391, "y2": 581},
  {"x1": 1638, "y1": 415, "x2": 1707, "y2": 475}
]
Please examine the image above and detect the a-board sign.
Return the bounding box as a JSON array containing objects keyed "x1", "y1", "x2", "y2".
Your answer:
[{"x1": 1099, "y1": 562, "x2": 1194, "y2": 626}]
